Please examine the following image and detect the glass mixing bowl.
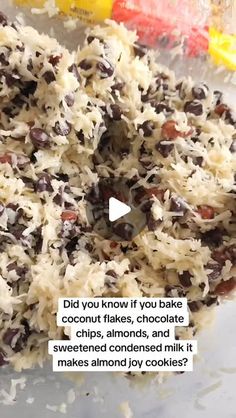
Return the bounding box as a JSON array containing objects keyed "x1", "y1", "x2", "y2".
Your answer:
[{"x1": 0, "y1": 2, "x2": 236, "y2": 417}]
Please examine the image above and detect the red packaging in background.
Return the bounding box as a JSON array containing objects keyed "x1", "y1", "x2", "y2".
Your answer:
[{"x1": 112, "y1": 0, "x2": 209, "y2": 56}]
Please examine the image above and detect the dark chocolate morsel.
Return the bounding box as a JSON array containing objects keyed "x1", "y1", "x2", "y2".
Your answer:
[
  {"x1": 112, "y1": 222, "x2": 134, "y2": 241},
  {"x1": 179, "y1": 271, "x2": 192, "y2": 287},
  {"x1": 29, "y1": 128, "x2": 50, "y2": 149},
  {"x1": 184, "y1": 100, "x2": 203, "y2": 116}
]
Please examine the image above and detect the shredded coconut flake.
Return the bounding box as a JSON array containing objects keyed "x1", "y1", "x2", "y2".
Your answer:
[{"x1": 119, "y1": 401, "x2": 134, "y2": 418}]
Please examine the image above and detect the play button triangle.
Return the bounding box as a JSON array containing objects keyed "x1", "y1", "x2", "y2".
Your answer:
[{"x1": 109, "y1": 197, "x2": 131, "y2": 222}]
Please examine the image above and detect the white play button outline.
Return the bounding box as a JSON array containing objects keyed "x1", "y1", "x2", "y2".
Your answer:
[{"x1": 109, "y1": 197, "x2": 131, "y2": 222}]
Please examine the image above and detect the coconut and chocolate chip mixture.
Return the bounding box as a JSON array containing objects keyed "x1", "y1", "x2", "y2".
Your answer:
[{"x1": 0, "y1": 12, "x2": 235, "y2": 371}]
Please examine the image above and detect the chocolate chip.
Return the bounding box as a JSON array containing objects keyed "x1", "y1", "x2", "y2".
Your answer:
[
  {"x1": 138, "y1": 120, "x2": 154, "y2": 137},
  {"x1": 65, "y1": 93, "x2": 75, "y2": 107},
  {"x1": 10, "y1": 224, "x2": 26, "y2": 240},
  {"x1": 205, "y1": 296, "x2": 218, "y2": 307},
  {"x1": 106, "y1": 270, "x2": 118, "y2": 278},
  {"x1": 96, "y1": 61, "x2": 114, "y2": 78},
  {"x1": 184, "y1": 100, "x2": 203, "y2": 116},
  {"x1": 26, "y1": 58, "x2": 33, "y2": 71},
  {"x1": 53, "y1": 187, "x2": 64, "y2": 206},
  {"x1": 30, "y1": 151, "x2": 37, "y2": 163},
  {"x1": 179, "y1": 271, "x2": 192, "y2": 287},
  {"x1": 186, "y1": 129, "x2": 195, "y2": 143},
  {"x1": 6, "y1": 203, "x2": 20, "y2": 212},
  {"x1": 126, "y1": 176, "x2": 139, "y2": 188},
  {"x1": 35, "y1": 173, "x2": 53, "y2": 192},
  {"x1": 176, "y1": 82, "x2": 182, "y2": 90},
  {"x1": 230, "y1": 140, "x2": 236, "y2": 153},
  {"x1": 225, "y1": 109, "x2": 236, "y2": 126},
  {"x1": 10, "y1": 326, "x2": 29, "y2": 353},
  {"x1": 21, "y1": 81, "x2": 37, "y2": 97},
  {"x1": 133, "y1": 42, "x2": 147, "y2": 58},
  {"x1": 21, "y1": 319, "x2": 30, "y2": 339},
  {"x1": 134, "y1": 186, "x2": 147, "y2": 204},
  {"x1": 112, "y1": 222, "x2": 134, "y2": 241},
  {"x1": 81, "y1": 225, "x2": 93, "y2": 233},
  {"x1": 86, "y1": 185, "x2": 101, "y2": 204},
  {"x1": 6, "y1": 204, "x2": 23, "y2": 224},
  {"x1": 65, "y1": 237, "x2": 78, "y2": 255},
  {"x1": 56, "y1": 173, "x2": 69, "y2": 182},
  {"x1": 85, "y1": 242, "x2": 93, "y2": 252},
  {"x1": 7, "y1": 262, "x2": 28, "y2": 279},
  {"x1": 12, "y1": 94, "x2": 25, "y2": 108},
  {"x1": 0, "y1": 201, "x2": 4, "y2": 216},
  {"x1": 150, "y1": 101, "x2": 173, "y2": 115},
  {"x1": 146, "y1": 212, "x2": 160, "y2": 231},
  {"x1": 61, "y1": 222, "x2": 78, "y2": 239},
  {"x1": 165, "y1": 285, "x2": 186, "y2": 298},
  {"x1": 43, "y1": 70, "x2": 56, "y2": 84},
  {"x1": 7, "y1": 261, "x2": 18, "y2": 272},
  {"x1": 2, "y1": 106, "x2": 13, "y2": 117},
  {"x1": 176, "y1": 82, "x2": 186, "y2": 100},
  {"x1": 111, "y1": 82, "x2": 125, "y2": 92},
  {"x1": 0, "y1": 349, "x2": 8, "y2": 366},
  {"x1": 3, "y1": 328, "x2": 19, "y2": 346},
  {"x1": 0, "y1": 52, "x2": 9, "y2": 66},
  {"x1": 140, "y1": 87, "x2": 151, "y2": 102},
  {"x1": 120, "y1": 147, "x2": 130, "y2": 158},
  {"x1": 201, "y1": 228, "x2": 223, "y2": 247},
  {"x1": 155, "y1": 141, "x2": 174, "y2": 157},
  {"x1": 109, "y1": 104, "x2": 122, "y2": 121},
  {"x1": 0, "y1": 11, "x2": 8, "y2": 26},
  {"x1": 188, "y1": 301, "x2": 200, "y2": 312},
  {"x1": 3, "y1": 71, "x2": 20, "y2": 87},
  {"x1": 199, "y1": 282, "x2": 206, "y2": 291},
  {"x1": 97, "y1": 133, "x2": 111, "y2": 153},
  {"x1": 21, "y1": 177, "x2": 34, "y2": 189},
  {"x1": 53, "y1": 120, "x2": 71, "y2": 136},
  {"x1": 192, "y1": 84, "x2": 208, "y2": 100},
  {"x1": 205, "y1": 262, "x2": 222, "y2": 281},
  {"x1": 11, "y1": 23, "x2": 18, "y2": 31},
  {"x1": 192, "y1": 156, "x2": 203, "y2": 166},
  {"x1": 30, "y1": 98, "x2": 38, "y2": 107},
  {"x1": 99, "y1": 183, "x2": 117, "y2": 201},
  {"x1": 213, "y1": 90, "x2": 223, "y2": 105},
  {"x1": 16, "y1": 44, "x2": 24, "y2": 52},
  {"x1": 78, "y1": 59, "x2": 92, "y2": 71},
  {"x1": 147, "y1": 173, "x2": 160, "y2": 184},
  {"x1": 170, "y1": 196, "x2": 187, "y2": 213},
  {"x1": 29, "y1": 128, "x2": 50, "y2": 149},
  {"x1": 87, "y1": 35, "x2": 96, "y2": 44},
  {"x1": 68, "y1": 63, "x2": 81, "y2": 82},
  {"x1": 76, "y1": 130, "x2": 85, "y2": 144},
  {"x1": 140, "y1": 200, "x2": 153, "y2": 213},
  {"x1": 49, "y1": 54, "x2": 62, "y2": 66}
]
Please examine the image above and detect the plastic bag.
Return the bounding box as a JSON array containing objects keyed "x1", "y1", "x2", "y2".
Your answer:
[{"x1": 13, "y1": 0, "x2": 236, "y2": 69}]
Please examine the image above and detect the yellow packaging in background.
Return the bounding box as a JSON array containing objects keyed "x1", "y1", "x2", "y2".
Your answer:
[{"x1": 15, "y1": 0, "x2": 113, "y2": 22}]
